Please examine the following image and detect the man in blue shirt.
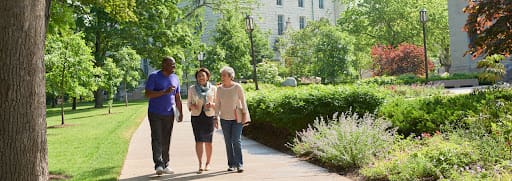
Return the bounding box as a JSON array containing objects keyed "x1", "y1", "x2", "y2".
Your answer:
[{"x1": 145, "y1": 56, "x2": 183, "y2": 175}]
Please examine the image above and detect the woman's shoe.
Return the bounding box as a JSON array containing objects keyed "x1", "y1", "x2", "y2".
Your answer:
[
  {"x1": 197, "y1": 168, "x2": 203, "y2": 174},
  {"x1": 227, "y1": 167, "x2": 235, "y2": 171},
  {"x1": 204, "y1": 164, "x2": 211, "y2": 171}
]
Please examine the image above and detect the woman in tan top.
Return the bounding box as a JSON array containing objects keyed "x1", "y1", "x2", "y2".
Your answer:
[
  {"x1": 187, "y1": 68, "x2": 217, "y2": 173},
  {"x1": 215, "y1": 66, "x2": 250, "y2": 173}
]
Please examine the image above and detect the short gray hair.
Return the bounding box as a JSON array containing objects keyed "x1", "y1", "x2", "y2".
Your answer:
[{"x1": 220, "y1": 66, "x2": 235, "y2": 80}]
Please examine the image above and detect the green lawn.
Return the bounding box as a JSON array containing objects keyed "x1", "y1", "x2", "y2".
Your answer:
[{"x1": 47, "y1": 100, "x2": 148, "y2": 180}]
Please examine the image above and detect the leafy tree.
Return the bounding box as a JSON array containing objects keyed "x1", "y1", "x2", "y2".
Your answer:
[
  {"x1": 477, "y1": 54, "x2": 506, "y2": 84},
  {"x1": 338, "y1": 0, "x2": 449, "y2": 66},
  {"x1": 371, "y1": 43, "x2": 434, "y2": 76},
  {"x1": 110, "y1": 46, "x2": 142, "y2": 106},
  {"x1": 280, "y1": 19, "x2": 355, "y2": 83},
  {"x1": 99, "y1": 58, "x2": 123, "y2": 114},
  {"x1": 257, "y1": 61, "x2": 282, "y2": 84},
  {"x1": 204, "y1": 13, "x2": 252, "y2": 80},
  {"x1": 45, "y1": 33, "x2": 97, "y2": 124},
  {"x1": 463, "y1": 0, "x2": 512, "y2": 58}
]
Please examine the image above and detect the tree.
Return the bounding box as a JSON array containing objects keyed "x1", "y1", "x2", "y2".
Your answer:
[
  {"x1": 0, "y1": 0, "x2": 50, "y2": 180},
  {"x1": 72, "y1": 0, "x2": 137, "y2": 108},
  {"x1": 280, "y1": 19, "x2": 355, "y2": 83},
  {"x1": 463, "y1": 0, "x2": 512, "y2": 58},
  {"x1": 338, "y1": 0, "x2": 449, "y2": 65},
  {"x1": 204, "y1": 13, "x2": 252, "y2": 80},
  {"x1": 477, "y1": 54, "x2": 506, "y2": 84},
  {"x1": 99, "y1": 58, "x2": 123, "y2": 114},
  {"x1": 45, "y1": 33, "x2": 97, "y2": 124},
  {"x1": 110, "y1": 46, "x2": 142, "y2": 107}
]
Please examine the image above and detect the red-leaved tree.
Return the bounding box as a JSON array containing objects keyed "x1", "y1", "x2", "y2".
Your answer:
[
  {"x1": 371, "y1": 43, "x2": 434, "y2": 76},
  {"x1": 463, "y1": 0, "x2": 512, "y2": 58}
]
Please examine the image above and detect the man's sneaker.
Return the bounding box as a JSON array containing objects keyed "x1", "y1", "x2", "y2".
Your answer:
[
  {"x1": 237, "y1": 167, "x2": 244, "y2": 173},
  {"x1": 155, "y1": 166, "x2": 164, "y2": 175},
  {"x1": 163, "y1": 167, "x2": 175, "y2": 174},
  {"x1": 227, "y1": 167, "x2": 235, "y2": 171}
]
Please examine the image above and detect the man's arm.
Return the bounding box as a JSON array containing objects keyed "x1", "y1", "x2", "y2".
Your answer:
[{"x1": 145, "y1": 86, "x2": 174, "y2": 99}]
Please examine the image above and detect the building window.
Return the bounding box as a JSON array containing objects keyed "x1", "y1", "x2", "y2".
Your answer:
[
  {"x1": 319, "y1": 0, "x2": 324, "y2": 9},
  {"x1": 277, "y1": 0, "x2": 282, "y2": 5},
  {"x1": 299, "y1": 16, "x2": 306, "y2": 29},
  {"x1": 278, "y1": 15, "x2": 284, "y2": 35},
  {"x1": 298, "y1": 0, "x2": 304, "y2": 7}
]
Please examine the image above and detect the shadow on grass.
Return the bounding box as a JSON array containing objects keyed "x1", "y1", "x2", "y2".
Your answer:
[
  {"x1": 49, "y1": 171, "x2": 72, "y2": 180},
  {"x1": 46, "y1": 100, "x2": 148, "y2": 119},
  {"x1": 119, "y1": 170, "x2": 233, "y2": 181},
  {"x1": 80, "y1": 166, "x2": 119, "y2": 181}
]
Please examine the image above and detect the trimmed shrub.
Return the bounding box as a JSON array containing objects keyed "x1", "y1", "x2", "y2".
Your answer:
[
  {"x1": 247, "y1": 84, "x2": 384, "y2": 133},
  {"x1": 379, "y1": 86, "x2": 512, "y2": 135}
]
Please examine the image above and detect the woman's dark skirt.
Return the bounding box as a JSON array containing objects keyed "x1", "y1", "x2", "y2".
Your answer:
[{"x1": 191, "y1": 111, "x2": 214, "y2": 142}]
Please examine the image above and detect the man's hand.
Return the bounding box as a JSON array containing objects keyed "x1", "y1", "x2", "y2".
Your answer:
[
  {"x1": 163, "y1": 86, "x2": 176, "y2": 94},
  {"x1": 214, "y1": 117, "x2": 219, "y2": 129},
  {"x1": 178, "y1": 113, "x2": 183, "y2": 122}
]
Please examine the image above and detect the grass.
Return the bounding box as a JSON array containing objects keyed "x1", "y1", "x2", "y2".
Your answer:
[{"x1": 46, "y1": 100, "x2": 148, "y2": 180}]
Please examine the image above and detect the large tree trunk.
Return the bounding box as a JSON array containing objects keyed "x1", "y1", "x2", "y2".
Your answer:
[
  {"x1": 94, "y1": 89, "x2": 104, "y2": 108},
  {"x1": 0, "y1": 0, "x2": 50, "y2": 180}
]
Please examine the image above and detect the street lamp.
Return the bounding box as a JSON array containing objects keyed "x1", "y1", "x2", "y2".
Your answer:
[
  {"x1": 420, "y1": 8, "x2": 429, "y2": 81},
  {"x1": 197, "y1": 52, "x2": 204, "y2": 68},
  {"x1": 245, "y1": 15, "x2": 259, "y2": 90}
]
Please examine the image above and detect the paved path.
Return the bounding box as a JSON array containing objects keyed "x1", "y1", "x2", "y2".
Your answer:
[{"x1": 119, "y1": 102, "x2": 350, "y2": 181}]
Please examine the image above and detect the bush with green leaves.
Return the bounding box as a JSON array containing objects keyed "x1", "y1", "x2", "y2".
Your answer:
[
  {"x1": 246, "y1": 84, "x2": 385, "y2": 134},
  {"x1": 358, "y1": 72, "x2": 487, "y2": 86},
  {"x1": 361, "y1": 134, "x2": 481, "y2": 180},
  {"x1": 256, "y1": 61, "x2": 283, "y2": 84},
  {"x1": 379, "y1": 86, "x2": 512, "y2": 135},
  {"x1": 289, "y1": 112, "x2": 397, "y2": 169}
]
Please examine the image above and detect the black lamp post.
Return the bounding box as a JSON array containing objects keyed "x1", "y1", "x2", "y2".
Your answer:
[
  {"x1": 420, "y1": 8, "x2": 429, "y2": 81},
  {"x1": 197, "y1": 52, "x2": 204, "y2": 68},
  {"x1": 245, "y1": 15, "x2": 259, "y2": 90}
]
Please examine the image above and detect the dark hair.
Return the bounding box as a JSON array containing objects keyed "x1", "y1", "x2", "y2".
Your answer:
[
  {"x1": 195, "y1": 68, "x2": 211, "y2": 80},
  {"x1": 162, "y1": 56, "x2": 175, "y2": 63}
]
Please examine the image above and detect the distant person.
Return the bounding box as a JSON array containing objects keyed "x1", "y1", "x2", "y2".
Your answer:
[
  {"x1": 187, "y1": 68, "x2": 217, "y2": 173},
  {"x1": 215, "y1": 66, "x2": 250, "y2": 173},
  {"x1": 144, "y1": 56, "x2": 183, "y2": 175}
]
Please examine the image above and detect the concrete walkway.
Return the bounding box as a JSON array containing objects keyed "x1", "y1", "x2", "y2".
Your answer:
[{"x1": 119, "y1": 103, "x2": 351, "y2": 181}]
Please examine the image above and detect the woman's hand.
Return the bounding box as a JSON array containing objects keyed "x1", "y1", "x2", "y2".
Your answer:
[{"x1": 214, "y1": 117, "x2": 219, "y2": 129}]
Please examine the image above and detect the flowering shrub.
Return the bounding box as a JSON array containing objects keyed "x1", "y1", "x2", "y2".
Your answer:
[
  {"x1": 289, "y1": 112, "x2": 397, "y2": 169},
  {"x1": 371, "y1": 43, "x2": 434, "y2": 76}
]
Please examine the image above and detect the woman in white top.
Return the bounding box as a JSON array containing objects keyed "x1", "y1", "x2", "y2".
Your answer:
[
  {"x1": 215, "y1": 66, "x2": 250, "y2": 173},
  {"x1": 187, "y1": 68, "x2": 217, "y2": 173}
]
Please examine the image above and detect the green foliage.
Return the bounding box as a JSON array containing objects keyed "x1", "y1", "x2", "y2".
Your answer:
[
  {"x1": 477, "y1": 54, "x2": 506, "y2": 84},
  {"x1": 279, "y1": 19, "x2": 355, "y2": 83},
  {"x1": 45, "y1": 33, "x2": 97, "y2": 99},
  {"x1": 339, "y1": 0, "x2": 449, "y2": 56},
  {"x1": 359, "y1": 72, "x2": 484, "y2": 86},
  {"x1": 204, "y1": 13, "x2": 251, "y2": 79},
  {"x1": 110, "y1": 46, "x2": 143, "y2": 91},
  {"x1": 361, "y1": 134, "x2": 480, "y2": 180},
  {"x1": 246, "y1": 84, "x2": 384, "y2": 134},
  {"x1": 290, "y1": 112, "x2": 396, "y2": 169},
  {"x1": 379, "y1": 86, "x2": 512, "y2": 135},
  {"x1": 256, "y1": 61, "x2": 282, "y2": 84}
]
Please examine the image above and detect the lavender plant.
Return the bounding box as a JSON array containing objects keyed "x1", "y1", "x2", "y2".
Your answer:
[{"x1": 289, "y1": 112, "x2": 397, "y2": 169}]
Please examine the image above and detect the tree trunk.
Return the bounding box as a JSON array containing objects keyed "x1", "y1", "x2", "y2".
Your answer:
[
  {"x1": 51, "y1": 95, "x2": 56, "y2": 108},
  {"x1": 72, "y1": 97, "x2": 77, "y2": 110},
  {"x1": 124, "y1": 80, "x2": 128, "y2": 107},
  {"x1": 60, "y1": 96, "x2": 65, "y2": 125},
  {"x1": 94, "y1": 89, "x2": 104, "y2": 108},
  {"x1": 0, "y1": 0, "x2": 50, "y2": 180}
]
